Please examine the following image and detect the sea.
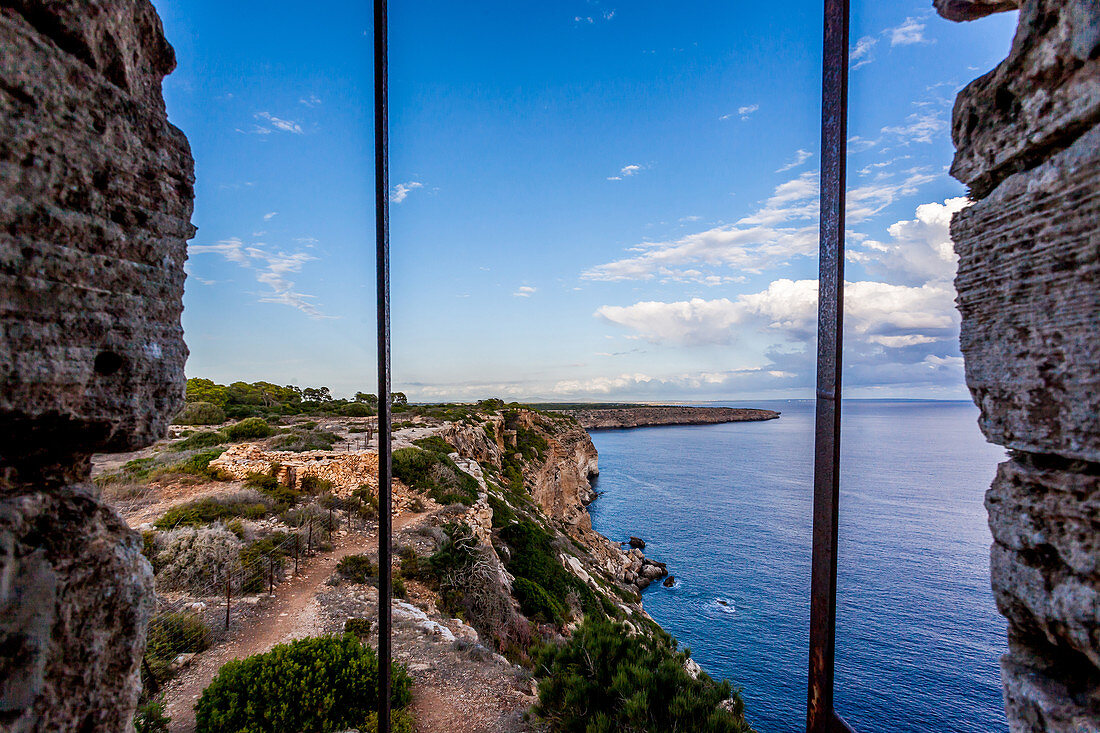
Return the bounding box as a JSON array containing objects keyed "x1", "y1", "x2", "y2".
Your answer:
[{"x1": 586, "y1": 399, "x2": 1009, "y2": 733}]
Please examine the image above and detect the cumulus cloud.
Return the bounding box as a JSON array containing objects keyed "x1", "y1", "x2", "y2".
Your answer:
[
  {"x1": 513, "y1": 285, "x2": 537, "y2": 297},
  {"x1": 889, "y1": 17, "x2": 930, "y2": 46},
  {"x1": 609, "y1": 164, "x2": 643, "y2": 180},
  {"x1": 390, "y1": 181, "x2": 424, "y2": 203},
  {"x1": 776, "y1": 149, "x2": 813, "y2": 173},
  {"x1": 850, "y1": 197, "x2": 968, "y2": 285}
]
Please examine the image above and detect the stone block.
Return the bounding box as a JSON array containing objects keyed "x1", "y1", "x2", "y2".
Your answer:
[
  {"x1": 952, "y1": 125, "x2": 1100, "y2": 462},
  {"x1": 0, "y1": 486, "x2": 154, "y2": 732},
  {"x1": 0, "y1": 2, "x2": 194, "y2": 460},
  {"x1": 948, "y1": 0, "x2": 1100, "y2": 198}
]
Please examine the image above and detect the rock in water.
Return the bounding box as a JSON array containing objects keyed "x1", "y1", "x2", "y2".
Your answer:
[
  {"x1": 629, "y1": 536, "x2": 646, "y2": 549},
  {"x1": 663, "y1": 576, "x2": 676, "y2": 588}
]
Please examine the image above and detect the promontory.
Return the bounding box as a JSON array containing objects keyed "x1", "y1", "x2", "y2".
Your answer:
[{"x1": 559, "y1": 406, "x2": 780, "y2": 430}]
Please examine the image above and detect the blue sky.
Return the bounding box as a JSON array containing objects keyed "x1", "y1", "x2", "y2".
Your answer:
[{"x1": 152, "y1": 0, "x2": 1018, "y2": 402}]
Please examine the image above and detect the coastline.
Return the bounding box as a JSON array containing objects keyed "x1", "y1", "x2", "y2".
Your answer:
[{"x1": 562, "y1": 405, "x2": 781, "y2": 431}]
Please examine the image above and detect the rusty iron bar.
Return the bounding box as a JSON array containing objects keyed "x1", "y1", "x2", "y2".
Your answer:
[
  {"x1": 807, "y1": 0, "x2": 852, "y2": 731},
  {"x1": 373, "y1": 0, "x2": 393, "y2": 730}
]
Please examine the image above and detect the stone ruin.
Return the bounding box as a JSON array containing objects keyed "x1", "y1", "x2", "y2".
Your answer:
[
  {"x1": 0, "y1": 0, "x2": 194, "y2": 730},
  {"x1": 937, "y1": 0, "x2": 1099, "y2": 730},
  {"x1": 0, "y1": 0, "x2": 1095, "y2": 730}
]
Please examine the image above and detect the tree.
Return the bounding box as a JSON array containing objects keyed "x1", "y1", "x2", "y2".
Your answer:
[
  {"x1": 354, "y1": 392, "x2": 379, "y2": 406},
  {"x1": 186, "y1": 378, "x2": 228, "y2": 407},
  {"x1": 391, "y1": 392, "x2": 407, "y2": 405},
  {"x1": 302, "y1": 386, "x2": 332, "y2": 403}
]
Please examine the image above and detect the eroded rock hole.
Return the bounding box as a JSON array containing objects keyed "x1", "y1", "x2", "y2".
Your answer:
[{"x1": 93, "y1": 351, "x2": 124, "y2": 376}]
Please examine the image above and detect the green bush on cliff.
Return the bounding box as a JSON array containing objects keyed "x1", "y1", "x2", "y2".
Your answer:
[
  {"x1": 391, "y1": 447, "x2": 479, "y2": 505},
  {"x1": 534, "y1": 617, "x2": 753, "y2": 733},
  {"x1": 223, "y1": 417, "x2": 273, "y2": 441},
  {"x1": 500, "y1": 519, "x2": 607, "y2": 621},
  {"x1": 194, "y1": 634, "x2": 411, "y2": 733}
]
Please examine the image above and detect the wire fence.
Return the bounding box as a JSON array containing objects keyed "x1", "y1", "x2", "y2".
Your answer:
[{"x1": 141, "y1": 498, "x2": 375, "y2": 693}]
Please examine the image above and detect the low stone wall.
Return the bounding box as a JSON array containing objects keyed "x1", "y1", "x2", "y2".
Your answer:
[
  {"x1": 210, "y1": 444, "x2": 379, "y2": 496},
  {"x1": 938, "y1": 1, "x2": 1100, "y2": 730}
]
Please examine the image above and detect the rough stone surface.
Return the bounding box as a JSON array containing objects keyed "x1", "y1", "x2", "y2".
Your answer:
[
  {"x1": 943, "y1": 0, "x2": 1100, "y2": 728},
  {"x1": 0, "y1": 1, "x2": 193, "y2": 730},
  {"x1": 935, "y1": 0, "x2": 1021, "y2": 22},
  {"x1": 952, "y1": 124, "x2": 1100, "y2": 464},
  {"x1": 0, "y1": 1, "x2": 195, "y2": 459},
  {"x1": 0, "y1": 486, "x2": 155, "y2": 732},
  {"x1": 947, "y1": 0, "x2": 1100, "y2": 198}
]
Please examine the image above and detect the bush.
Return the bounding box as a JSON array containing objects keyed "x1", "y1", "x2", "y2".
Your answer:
[
  {"x1": 239, "y1": 533, "x2": 289, "y2": 592},
  {"x1": 172, "y1": 430, "x2": 227, "y2": 451},
  {"x1": 534, "y1": 617, "x2": 752, "y2": 733},
  {"x1": 393, "y1": 574, "x2": 407, "y2": 599},
  {"x1": 513, "y1": 577, "x2": 566, "y2": 624},
  {"x1": 339, "y1": 402, "x2": 375, "y2": 417},
  {"x1": 392, "y1": 447, "x2": 479, "y2": 505},
  {"x1": 272, "y1": 429, "x2": 338, "y2": 452},
  {"x1": 153, "y1": 525, "x2": 243, "y2": 593},
  {"x1": 171, "y1": 448, "x2": 230, "y2": 480},
  {"x1": 133, "y1": 696, "x2": 170, "y2": 733},
  {"x1": 147, "y1": 612, "x2": 212, "y2": 664},
  {"x1": 175, "y1": 401, "x2": 226, "y2": 426},
  {"x1": 345, "y1": 617, "x2": 372, "y2": 637},
  {"x1": 223, "y1": 417, "x2": 273, "y2": 441},
  {"x1": 336, "y1": 554, "x2": 377, "y2": 584},
  {"x1": 412, "y1": 436, "x2": 455, "y2": 454},
  {"x1": 194, "y1": 635, "x2": 411, "y2": 733},
  {"x1": 299, "y1": 474, "x2": 334, "y2": 494},
  {"x1": 154, "y1": 492, "x2": 272, "y2": 529}
]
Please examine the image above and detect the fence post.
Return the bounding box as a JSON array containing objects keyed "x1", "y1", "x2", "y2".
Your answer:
[
  {"x1": 328, "y1": 509, "x2": 334, "y2": 541},
  {"x1": 225, "y1": 574, "x2": 231, "y2": 630}
]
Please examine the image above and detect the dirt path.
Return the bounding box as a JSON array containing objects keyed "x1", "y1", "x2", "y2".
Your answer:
[{"x1": 163, "y1": 513, "x2": 424, "y2": 733}]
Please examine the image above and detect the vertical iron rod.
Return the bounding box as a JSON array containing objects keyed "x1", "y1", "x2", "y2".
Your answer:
[
  {"x1": 808, "y1": 0, "x2": 850, "y2": 732},
  {"x1": 373, "y1": 0, "x2": 393, "y2": 730}
]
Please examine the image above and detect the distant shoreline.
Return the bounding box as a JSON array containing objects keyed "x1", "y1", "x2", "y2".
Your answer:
[{"x1": 558, "y1": 405, "x2": 781, "y2": 430}]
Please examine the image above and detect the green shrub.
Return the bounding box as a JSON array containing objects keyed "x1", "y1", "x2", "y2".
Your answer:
[
  {"x1": 194, "y1": 635, "x2": 411, "y2": 733},
  {"x1": 361, "y1": 711, "x2": 415, "y2": 733},
  {"x1": 339, "y1": 402, "x2": 375, "y2": 417},
  {"x1": 154, "y1": 493, "x2": 271, "y2": 529},
  {"x1": 534, "y1": 618, "x2": 752, "y2": 733},
  {"x1": 239, "y1": 533, "x2": 288, "y2": 592},
  {"x1": 173, "y1": 448, "x2": 229, "y2": 479},
  {"x1": 223, "y1": 417, "x2": 273, "y2": 441},
  {"x1": 345, "y1": 617, "x2": 372, "y2": 637},
  {"x1": 412, "y1": 436, "x2": 455, "y2": 454},
  {"x1": 175, "y1": 401, "x2": 226, "y2": 426},
  {"x1": 272, "y1": 429, "x2": 338, "y2": 452},
  {"x1": 133, "y1": 695, "x2": 170, "y2": 733},
  {"x1": 336, "y1": 554, "x2": 377, "y2": 584},
  {"x1": 487, "y1": 493, "x2": 515, "y2": 528},
  {"x1": 172, "y1": 431, "x2": 227, "y2": 451},
  {"x1": 392, "y1": 447, "x2": 479, "y2": 505},
  {"x1": 299, "y1": 474, "x2": 334, "y2": 494},
  {"x1": 513, "y1": 577, "x2": 566, "y2": 624},
  {"x1": 392, "y1": 574, "x2": 407, "y2": 599},
  {"x1": 243, "y1": 472, "x2": 277, "y2": 491},
  {"x1": 147, "y1": 611, "x2": 211, "y2": 664},
  {"x1": 500, "y1": 519, "x2": 606, "y2": 621}
]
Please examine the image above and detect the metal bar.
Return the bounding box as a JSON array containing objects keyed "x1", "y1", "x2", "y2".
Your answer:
[
  {"x1": 807, "y1": 0, "x2": 849, "y2": 731},
  {"x1": 373, "y1": 0, "x2": 393, "y2": 730}
]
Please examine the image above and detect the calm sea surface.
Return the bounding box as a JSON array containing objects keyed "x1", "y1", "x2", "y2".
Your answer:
[{"x1": 587, "y1": 400, "x2": 1008, "y2": 733}]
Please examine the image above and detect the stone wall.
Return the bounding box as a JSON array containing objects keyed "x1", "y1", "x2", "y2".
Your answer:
[
  {"x1": 0, "y1": 1, "x2": 194, "y2": 731},
  {"x1": 937, "y1": 1, "x2": 1100, "y2": 730}
]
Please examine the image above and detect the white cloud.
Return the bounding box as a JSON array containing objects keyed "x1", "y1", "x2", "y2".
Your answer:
[
  {"x1": 187, "y1": 238, "x2": 327, "y2": 318},
  {"x1": 889, "y1": 17, "x2": 930, "y2": 46},
  {"x1": 851, "y1": 35, "x2": 878, "y2": 69},
  {"x1": 513, "y1": 285, "x2": 537, "y2": 297},
  {"x1": 847, "y1": 136, "x2": 878, "y2": 153},
  {"x1": 263, "y1": 212, "x2": 278, "y2": 221},
  {"x1": 389, "y1": 181, "x2": 424, "y2": 203},
  {"x1": 850, "y1": 197, "x2": 969, "y2": 285},
  {"x1": 776, "y1": 149, "x2": 813, "y2": 173},
  {"x1": 299, "y1": 95, "x2": 322, "y2": 107},
  {"x1": 574, "y1": 15, "x2": 594, "y2": 23},
  {"x1": 737, "y1": 103, "x2": 759, "y2": 121},
  {"x1": 881, "y1": 111, "x2": 947, "y2": 144},
  {"x1": 255, "y1": 111, "x2": 303, "y2": 134}
]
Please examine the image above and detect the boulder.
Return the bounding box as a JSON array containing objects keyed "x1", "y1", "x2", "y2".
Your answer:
[{"x1": 628, "y1": 536, "x2": 646, "y2": 549}]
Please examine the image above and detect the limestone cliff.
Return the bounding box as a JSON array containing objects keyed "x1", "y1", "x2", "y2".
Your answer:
[{"x1": 563, "y1": 406, "x2": 779, "y2": 430}]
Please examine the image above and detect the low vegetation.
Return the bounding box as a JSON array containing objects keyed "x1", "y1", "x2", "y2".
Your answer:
[
  {"x1": 153, "y1": 491, "x2": 272, "y2": 529},
  {"x1": 145, "y1": 612, "x2": 211, "y2": 680},
  {"x1": 534, "y1": 617, "x2": 753, "y2": 733},
  {"x1": 392, "y1": 447, "x2": 479, "y2": 505},
  {"x1": 194, "y1": 635, "x2": 411, "y2": 733}
]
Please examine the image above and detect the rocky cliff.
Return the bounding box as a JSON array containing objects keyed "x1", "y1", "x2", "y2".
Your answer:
[{"x1": 562, "y1": 406, "x2": 779, "y2": 430}]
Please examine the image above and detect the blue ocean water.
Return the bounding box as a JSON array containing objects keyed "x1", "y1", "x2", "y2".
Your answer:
[{"x1": 586, "y1": 400, "x2": 1009, "y2": 733}]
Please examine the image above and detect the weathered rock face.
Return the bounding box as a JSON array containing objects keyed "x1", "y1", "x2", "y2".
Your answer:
[
  {"x1": 517, "y1": 413, "x2": 599, "y2": 530},
  {"x1": 0, "y1": 1, "x2": 193, "y2": 729},
  {"x1": 939, "y1": 0, "x2": 1100, "y2": 729}
]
